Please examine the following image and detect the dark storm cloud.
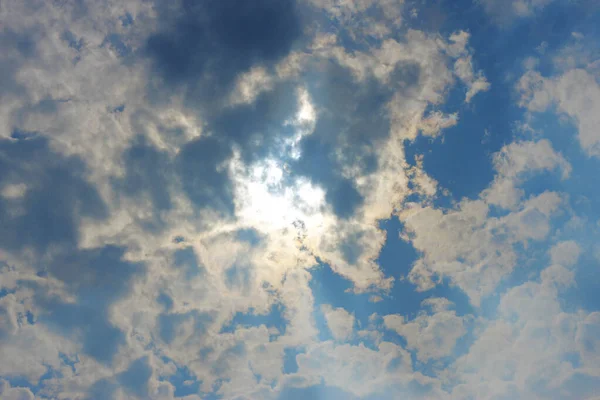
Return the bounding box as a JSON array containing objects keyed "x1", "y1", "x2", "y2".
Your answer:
[
  {"x1": 144, "y1": 79, "x2": 300, "y2": 177},
  {"x1": 156, "y1": 247, "x2": 211, "y2": 345},
  {"x1": 306, "y1": 60, "x2": 421, "y2": 151},
  {"x1": 145, "y1": 0, "x2": 302, "y2": 100},
  {"x1": 340, "y1": 231, "x2": 365, "y2": 265},
  {"x1": 0, "y1": 133, "x2": 107, "y2": 253},
  {"x1": 124, "y1": 83, "x2": 299, "y2": 221},
  {"x1": 112, "y1": 134, "x2": 175, "y2": 231}
]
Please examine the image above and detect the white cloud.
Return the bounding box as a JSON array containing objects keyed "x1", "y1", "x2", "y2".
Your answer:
[
  {"x1": 322, "y1": 305, "x2": 356, "y2": 341},
  {"x1": 404, "y1": 196, "x2": 534, "y2": 304},
  {"x1": 519, "y1": 67, "x2": 600, "y2": 157},
  {"x1": 291, "y1": 340, "x2": 416, "y2": 397},
  {"x1": 451, "y1": 256, "x2": 600, "y2": 400},
  {"x1": 0, "y1": 380, "x2": 34, "y2": 400},
  {"x1": 398, "y1": 123, "x2": 573, "y2": 305},
  {"x1": 417, "y1": 111, "x2": 459, "y2": 138},
  {"x1": 453, "y1": 55, "x2": 491, "y2": 103},
  {"x1": 549, "y1": 240, "x2": 581, "y2": 267},
  {"x1": 483, "y1": 139, "x2": 571, "y2": 209},
  {"x1": 384, "y1": 299, "x2": 467, "y2": 362},
  {"x1": 402, "y1": 183, "x2": 564, "y2": 305},
  {"x1": 0, "y1": 183, "x2": 27, "y2": 200},
  {"x1": 229, "y1": 67, "x2": 275, "y2": 106}
]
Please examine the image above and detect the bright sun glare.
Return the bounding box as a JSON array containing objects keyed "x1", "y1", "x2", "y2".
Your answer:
[{"x1": 234, "y1": 88, "x2": 327, "y2": 233}]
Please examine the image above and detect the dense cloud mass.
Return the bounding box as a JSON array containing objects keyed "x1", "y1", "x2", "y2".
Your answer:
[{"x1": 1, "y1": 0, "x2": 600, "y2": 399}]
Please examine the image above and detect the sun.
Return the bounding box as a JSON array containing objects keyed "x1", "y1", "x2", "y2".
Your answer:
[{"x1": 231, "y1": 87, "x2": 328, "y2": 235}]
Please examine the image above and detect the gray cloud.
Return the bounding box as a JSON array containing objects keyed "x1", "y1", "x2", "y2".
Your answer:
[
  {"x1": 145, "y1": 0, "x2": 303, "y2": 106},
  {"x1": 31, "y1": 246, "x2": 144, "y2": 364},
  {"x1": 0, "y1": 134, "x2": 107, "y2": 253}
]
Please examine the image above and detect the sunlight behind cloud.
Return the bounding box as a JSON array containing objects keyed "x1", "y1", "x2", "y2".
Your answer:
[{"x1": 234, "y1": 157, "x2": 327, "y2": 234}]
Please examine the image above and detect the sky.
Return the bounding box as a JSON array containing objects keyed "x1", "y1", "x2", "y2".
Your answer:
[{"x1": 0, "y1": 0, "x2": 600, "y2": 399}]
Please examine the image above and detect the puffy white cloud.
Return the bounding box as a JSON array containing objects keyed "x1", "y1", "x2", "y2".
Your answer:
[
  {"x1": 322, "y1": 305, "x2": 356, "y2": 341},
  {"x1": 402, "y1": 190, "x2": 564, "y2": 305},
  {"x1": 0, "y1": 380, "x2": 34, "y2": 400},
  {"x1": 519, "y1": 67, "x2": 600, "y2": 157},
  {"x1": 400, "y1": 125, "x2": 572, "y2": 305},
  {"x1": 549, "y1": 240, "x2": 581, "y2": 267},
  {"x1": 483, "y1": 139, "x2": 571, "y2": 209},
  {"x1": 453, "y1": 55, "x2": 491, "y2": 103},
  {"x1": 384, "y1": 299, "x2": 468, "y2": 362},
  {"x1": 290, "y1": 340, "x2": 416, "y2": 397},
  {"x1": 451, "y1": 256, "x2": 600, "y2": 400}
]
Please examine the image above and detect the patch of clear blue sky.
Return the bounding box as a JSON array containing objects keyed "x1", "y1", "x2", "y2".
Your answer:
[{"x1": 282, "y1": 347, "x2": 305, "y2": 375}]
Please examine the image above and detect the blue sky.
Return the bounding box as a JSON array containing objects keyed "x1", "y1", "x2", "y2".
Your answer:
[{"x1": 1, "y1": 0, "x2": 600, "y2": 399}]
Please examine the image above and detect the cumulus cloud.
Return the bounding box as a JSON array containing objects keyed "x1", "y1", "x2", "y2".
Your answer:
[
  {"x1": 483, "y1": 139, "x2": 571, "y2": 209},
  {"x1": 384, "y1": 298, "x2": 468, "y2": 362},
  {"x1": 322, "y1": 305, "x2": 356, "y2": 341},
  {"x1": 401, "y1": 189, "x2": 564, "y2": 305},
  {"x1": 549, "y1": 240, "x2": 581, "y2": 267},
  {"x1": 0, "y1": 380, "x2": 34, "y2": 400},
  {"x1": 518, "y1": 67, "x2": 600, "y2": 157},
  {"x1": 1, "y1": 0, "x2": 599, "y2": 399},
  {"x1": 290, "y1": 340, "x2": 416, "y2": 397},
  {"x1": 451, "y1": 257, "x2": 600, "y2": 400}
]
